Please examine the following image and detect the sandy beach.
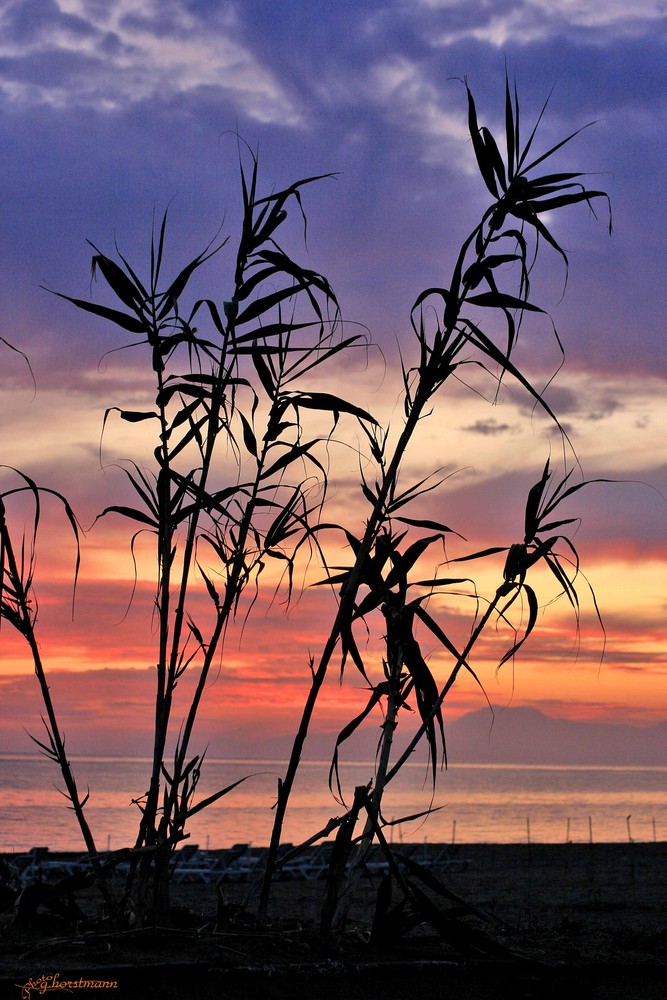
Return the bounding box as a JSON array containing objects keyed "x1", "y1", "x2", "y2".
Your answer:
[{"x1": 1, "y1": 841, "x2": 665, "y2": 999}]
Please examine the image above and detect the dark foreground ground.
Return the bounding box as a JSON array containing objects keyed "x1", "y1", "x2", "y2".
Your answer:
[{"x1": 1, "y1": 842, "x2": 665, "y2": 1000}]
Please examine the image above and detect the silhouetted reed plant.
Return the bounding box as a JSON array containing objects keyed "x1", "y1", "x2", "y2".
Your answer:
[
  {"x1": 258, "y1": 76, "x2": 611, "y2": 934},
  {"x1": 2, "y1": 77, "x2": 610, "y2": 937},
  {"x1": 42, "y1": 145, "x2": 379, "y2": 922}
]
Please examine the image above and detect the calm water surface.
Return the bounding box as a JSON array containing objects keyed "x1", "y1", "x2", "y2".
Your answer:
[{"x1": 1, "y1": 755, "x2": 665, "y2": 852}]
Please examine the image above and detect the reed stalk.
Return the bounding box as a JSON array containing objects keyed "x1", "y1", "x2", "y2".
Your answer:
[{"x1": 0, "y1": 480, "x2": 113, "y2": 906}]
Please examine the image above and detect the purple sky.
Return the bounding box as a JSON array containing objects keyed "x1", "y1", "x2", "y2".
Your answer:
[{"x1": 1, "y1": 1, "x2": 664, "y2": 373}]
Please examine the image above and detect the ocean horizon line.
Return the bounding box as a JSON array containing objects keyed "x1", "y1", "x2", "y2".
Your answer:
[{"x1": 1, "y1": 751, "x2": 665, "y2": 772}]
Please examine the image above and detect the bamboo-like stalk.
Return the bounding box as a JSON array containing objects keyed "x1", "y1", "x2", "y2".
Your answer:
[{"x1": 258, "y1": 222, "x2": 494, "y2": 922}]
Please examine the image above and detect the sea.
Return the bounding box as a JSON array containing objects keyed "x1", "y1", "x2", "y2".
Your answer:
[{"x1": 1, "y1": 754, "x2": 665, "y2": 854}]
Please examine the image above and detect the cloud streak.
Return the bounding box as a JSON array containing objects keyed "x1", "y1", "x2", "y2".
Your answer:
[{"x1": 0, "y1": 0, "x2": 304, "y2": 122}]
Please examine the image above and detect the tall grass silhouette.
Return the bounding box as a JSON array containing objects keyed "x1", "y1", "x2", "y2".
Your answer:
[{"x1": 2, "y1": 75, "x2": 611, "y2": 937}]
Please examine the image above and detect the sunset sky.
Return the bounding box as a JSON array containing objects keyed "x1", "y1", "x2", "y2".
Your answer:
[{"x1": 0, "y1": 0, "x2": 665, "y2": 763}]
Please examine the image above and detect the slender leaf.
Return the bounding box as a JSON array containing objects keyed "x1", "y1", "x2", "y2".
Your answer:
[
  {"x1": 498, "y1": 582, "x2": 539, "y2": 666},
  {"x1": 480, "y1": 126, "x2": 507, "y2": 192},
  {"x1": 235, "y1": 284, "x2": 303, "y2": 327},
  {"x1": 118, "y1": 410, "x2": 159, "y2": 423},
  {"x1": 90, "y1": 252, "x2": 142, "y2": 311},
  {"x1": 262, "y1": 440, "x2": 321, "y2": 480},
  {"x1": 284, "y1": 391, "x2": 377, "y2": 425},
  {"x1": 157, "y1": 240, "x2": 224, "y2": 321},
  {"x1": 96, "y1": 504, "x2": 158, "y2": 528},
  {"x1": 238, "y1": 411, "x2": 258, "y2": 458},
  {"x1": 45, "y1": 289, "x2": 146, "y2": 334},
  {"x1": 187, "y1": 774, "x2": 256, "y2": 818},
  {"x1": 395, "y1": 516, "x2": 465, "y2": 539},
  {"x1": 329, "y1": 686, "x2": 387, "y2": 802},
  {"x1": 466, "y1": 82, "x2": 499, "y2": 198},
  {"x1": 466, "y1": 290, "x2": 543, "y2": 313}
]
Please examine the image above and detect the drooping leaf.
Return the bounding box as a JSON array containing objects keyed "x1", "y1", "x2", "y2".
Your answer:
[
  {"x1": 532, "y1": 189, "x2": 612, "y2": 219},
  {"x1": 96, "y1": 504, "x2": 158, "y2": 528},
  {"x1": 283, "y1": 391, "x2": 377, "y2": 425},
  {"x1": 544, "y1": 552, "x2": 580, "y2": 611},
  {"x1": 121, "y1": 463, "x2": 160, "y2": 519},
  {"x1": 251, "y1": 348, "x2": 276, "y2": 397},
  {"x1": 498, "y1": 582, "x2": 539, "y2": 667},
  {"x1": 340, "y1": 622, "x2": 371, "y2": 682},
  {"x1": 460, "y1": 316, "x2": 568, "y2": 437},
  {"x1": 395, "y1": 516, "x2": 466, "y2": 539},
  {"x1": 118, "y1": 410, "x2": 159, "y2": 423},
  {"x1": 329, "y1": 685, "x2": 387, "y2": 802}
]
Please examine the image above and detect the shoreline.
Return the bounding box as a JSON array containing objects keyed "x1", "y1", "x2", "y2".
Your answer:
[
  {"x1": 2, "y1": 842, "x2": 665, "y2": 998},
  {"x1": 5, "y1": 839, "x2": 666, "y2": 890},
  {"x1": 3, "y1": 837, "x2": 664, "y2": 855}
]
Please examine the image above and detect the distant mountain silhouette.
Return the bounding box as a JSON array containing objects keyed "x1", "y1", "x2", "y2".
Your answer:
[
  {"x1": 238, "y1": 707, "x2": 667, "y2": 766},
  {"x1": 445, "y1": 707, "x2": 667, "y2": 766}
]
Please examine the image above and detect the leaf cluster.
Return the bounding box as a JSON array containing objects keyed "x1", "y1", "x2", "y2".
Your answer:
[
  {"x1": 0, "y1": 469, "x2": 80, "y2": 636},
  {"x1": 322, "y1": 522, "x2": 482, "y2": 799},
  {"x1": 292, "y1": 77, "x2": 612, "y2": 889}
]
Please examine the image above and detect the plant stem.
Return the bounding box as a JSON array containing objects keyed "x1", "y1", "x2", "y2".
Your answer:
[
  {"x1": 258, "y1": 218, "x2": 496, "y2": 922},
  {"x1": 261, "y1": 336, "x2": 461, "y2": 913},
  {"x1": 0, "y1": 500, "x2": 111, "y2": 904}
]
